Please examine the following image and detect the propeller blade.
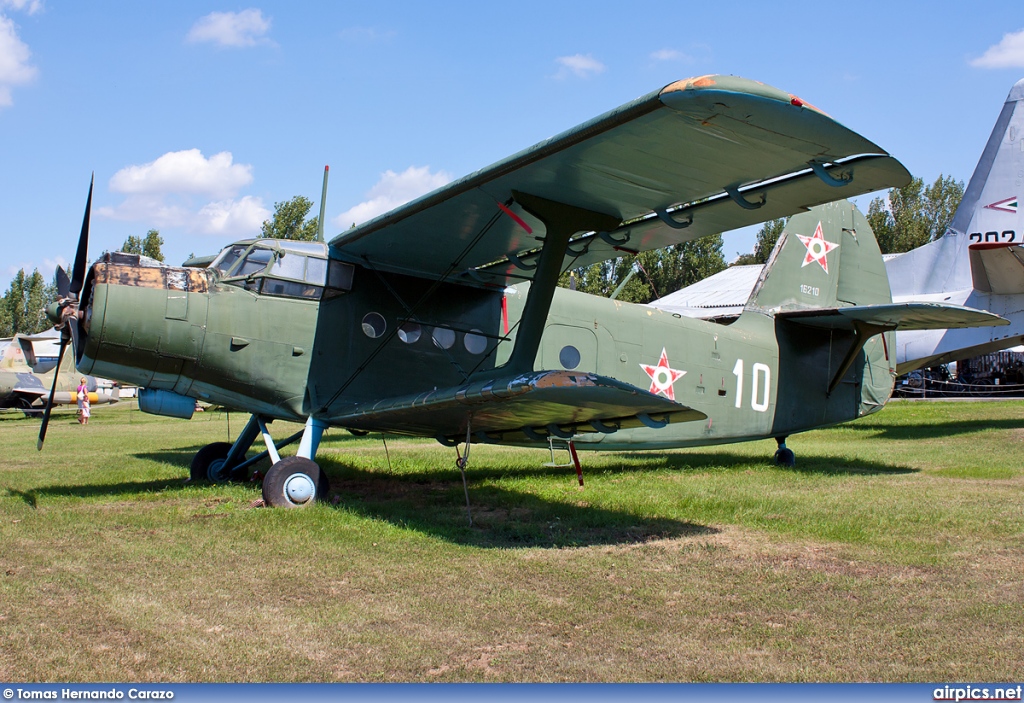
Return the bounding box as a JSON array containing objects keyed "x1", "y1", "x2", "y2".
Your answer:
[
  {"x1": 70, "y1": 174, "x2": 93, "y2": 297},
  {"x1": 56, "y1": 265, "x2": 71, "y2": 299},
  {"x1": 37, "y1": 336, "x2": 70, "y2": 451},
  {"x1": 68, "y1": 314, "x2": 80, "y2": 358}
]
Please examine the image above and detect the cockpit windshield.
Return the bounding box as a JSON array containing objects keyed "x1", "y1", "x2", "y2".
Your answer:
[
  {"x1": 234, "y1": 247, "x2": 274, "y2": 277},
  {"x1": 211, "y1": 239, "x2": 352, "y2": 301},
  {"x1": 209, "y1": 244, "x2": 247, "y2": 276}
]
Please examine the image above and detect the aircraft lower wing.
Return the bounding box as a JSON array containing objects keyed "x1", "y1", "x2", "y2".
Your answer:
[
  {"x1": 777, "y1": 302, "x2": 1008, "y2": 331},
  {"x1": 329, "y1": 75, "x2": 911, "y2": 288},
  {"x1": 330, "y1": 370, "x2": 706, "y2": 444}
]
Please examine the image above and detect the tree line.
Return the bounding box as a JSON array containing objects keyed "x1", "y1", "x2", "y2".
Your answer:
[
  {"x1": 732, "y1": 174, "x2": 965, "y2": 269},
  {"x1": 0, "y1": 230, "x2": 167, "y2": 337}
]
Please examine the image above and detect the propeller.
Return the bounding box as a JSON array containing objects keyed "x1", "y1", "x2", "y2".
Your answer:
[{"x1": 38, "y1": 175, "x2": 93, "y2": 451}]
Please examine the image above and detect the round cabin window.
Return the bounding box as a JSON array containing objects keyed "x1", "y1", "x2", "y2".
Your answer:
[
  {"x1": 464, "y1": 329, "x2": 487, "y2": 354},
  {"x1": 432, "y1": 327, "x2": 455, "y2": 349},
  {"x1": 361, "y1": 312, "x2": 386, "y2": 339},
  {"x1": 559, "y1": 345, "x2": 581, "y2": 369},
  {"x1": 398, "y1": 322, "x2": 422, "y2": 344}
]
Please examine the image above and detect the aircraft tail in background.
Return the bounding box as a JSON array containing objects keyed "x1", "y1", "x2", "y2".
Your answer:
[
  {"x1": 886, "y1": 79, "x2": 1024, "y2": 372},
  {"x1": 888, "y1": 79, "x2": 1024, "y2": 298}
]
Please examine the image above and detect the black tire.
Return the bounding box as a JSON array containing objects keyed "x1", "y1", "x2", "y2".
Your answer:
[
  {"x1": 261, "y1": 456, "x2": 329, "y2": 508},
  {"x1": 190, "y1": 442, "x2": 232, "y2": 483},
  {"x1": 774, "y1": 447, "x2": 796, "y2": 468}
]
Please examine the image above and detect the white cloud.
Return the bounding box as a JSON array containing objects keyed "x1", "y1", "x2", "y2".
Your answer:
[
  {"x1": 970, "y1": 29, "x2": 1024, "y2": 68},
  {"x1": 109, "y1": 149, "x2": 253, "y2": 199},
  {"x1": 195, "y1": 196, "x2": 270, "y2": 235},
  {"x1": 3, "y1": 254, "x2": 64, "y2": 289},
  {"x1": 100, "y1": 150, "x2": 268, "y2": 238},
  {"x1": 554, "y1": 53, "x2": 605, "y2": 79},
  {"x1": 650, "y1": 49, "x2": 687, "y2": 62},
  {"x1": 0, "y1": 14, "x2": 37, "y2": 108},
  {"x1": 0, "y1": 1, "x2": 43, "y2": 15},
  {"x1": 186, "y1": 9, "x2": 271, "y2": 48},
  {"x1": 334, "y1": 166, "x2": 451, "y2": 228}
]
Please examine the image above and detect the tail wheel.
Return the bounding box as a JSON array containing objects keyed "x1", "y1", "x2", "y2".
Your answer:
[
  {"x1": 190, "y1": 442, "x2": 233, "y2": 482},
  {"x1": 262, "y1": 456, "x2": 329, "y2": 508},
  {"x1": 774, "y1": 447, "x2": 796, "y2": 467}
]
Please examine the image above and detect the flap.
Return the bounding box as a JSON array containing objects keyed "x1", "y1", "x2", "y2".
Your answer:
[
  {"x1": 969, "y1": 242, "x2": 1024, "y2": 294},
  {"x1": 778, "y1": 302, "x2": 1008, "y2": 331},
  {"x1": 330, "y1": 75, "x2": 909, "y2": 287},
  {"x1": 330, "y1": 370, "x2": 706, "y2": 443}
]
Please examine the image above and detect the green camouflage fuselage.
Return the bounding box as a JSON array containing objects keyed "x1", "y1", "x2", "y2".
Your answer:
[{"x1": 76, "y1": 202, "x2": 896, "y2": 448}]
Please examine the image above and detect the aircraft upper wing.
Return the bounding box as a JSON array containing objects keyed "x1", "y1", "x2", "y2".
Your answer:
[
  {"x1": 777, "y1": 302, "x2": 1008, "y2": 331},
  {"x1": 330, "y1": 75, "x2": 911, "y2": 287}
]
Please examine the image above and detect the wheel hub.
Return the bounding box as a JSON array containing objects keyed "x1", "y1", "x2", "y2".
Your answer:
[
  {"x1": 207, "y1": 458, "x2": 231, "y2": 483},
  {"x1": 284, "y1": 473, "x2": 315, "y2": 504}
]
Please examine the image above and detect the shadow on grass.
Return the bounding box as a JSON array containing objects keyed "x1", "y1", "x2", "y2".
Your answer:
[
  {"x1": 324, "y1": 464, "x2": 716, "y2": 548},
  {"x1": 841, "y1": 417, "x2": 1024, "y2": 440},
  {"x1": 5, "y1": 478, "x2": 199, "y2": 505},
  {"x1": 9, "y1": 440, "x2": 913, "y2": 548},
  {"x1": 611, "y1": 451, "x2": 919, "y2": 476},
  {"x1": 6, "y1": 469, "x2": 713, "y2": 548}
]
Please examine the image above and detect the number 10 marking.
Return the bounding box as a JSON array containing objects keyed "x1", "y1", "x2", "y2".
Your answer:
[{"x1": 732, "y1": 359, "x2": 770, "y2": 412}]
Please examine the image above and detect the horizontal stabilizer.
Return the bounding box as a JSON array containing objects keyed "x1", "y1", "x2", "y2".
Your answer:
[
  {"x1": 332, "y1": 370, "x2": 706, "y2": 444},
  {"x1": 778, "y1": 302, "x2": 1008, "y2": 331},
  {"x1": 969, "y1": 242, "x2": 1024, "y2": 294}
]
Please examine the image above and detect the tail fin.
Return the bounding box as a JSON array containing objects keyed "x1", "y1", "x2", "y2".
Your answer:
[
  {"x1": 888, "y1": 79, "x2": 1024, "y2": 296},
  {"x1": 745, "y1": 200, "x2": 891, "y2": 313}
]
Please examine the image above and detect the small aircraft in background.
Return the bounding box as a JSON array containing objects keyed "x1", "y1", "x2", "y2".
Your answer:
[
  {"x1": 39, "y1": 75, "x2": 1004, "y2": 507},
  {"x1": 1, "y1": 334, "x2": 116, "y2": 414},
  {"x1": 660, "y1": 78, "x2": 1024, "y2": 376}
]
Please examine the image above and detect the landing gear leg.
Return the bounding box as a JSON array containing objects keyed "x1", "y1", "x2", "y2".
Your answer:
[
  {"x1": 190, "y1": 415, "x2": 261, "y2": 483},
  {"x1": 773, "y1": 436, "x2": 795, "y2": 468},
  {"x1": 261, "y1": 417, "x2": 330, "y2": 508}
]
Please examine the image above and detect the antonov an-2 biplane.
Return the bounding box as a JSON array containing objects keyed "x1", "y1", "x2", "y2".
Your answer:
[{"x1": 40, "y1": 75, "x2": 1006, "y2": 507}]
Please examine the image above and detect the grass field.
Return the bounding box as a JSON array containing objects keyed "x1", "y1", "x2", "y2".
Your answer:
[{"x1": 1, "y1": 400, "x2": 1022, "y2": 682}]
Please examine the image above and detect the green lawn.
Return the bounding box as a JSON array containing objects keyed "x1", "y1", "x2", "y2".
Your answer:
[{"x1": 1, "y1": 400, "x2": 1021, "y2": 681}]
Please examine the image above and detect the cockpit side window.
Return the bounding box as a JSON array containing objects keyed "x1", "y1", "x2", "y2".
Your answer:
[
  {"x1": 269, "y1": 252, "x2": 307, "y2": 281},
  {"x1": 323, "y1": 260, "x2": 355, "y2": 299},
  {"x1": 305, "y1": 257, "x2": 327, "y2": 286},
  {"x1": 261, "y1": 279, "x2": 320, "y2": 299}
]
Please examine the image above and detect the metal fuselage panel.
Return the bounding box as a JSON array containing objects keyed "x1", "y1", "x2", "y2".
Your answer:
[
  {"x1": 77, "y1": 257, "x2": 892, "y2": 445},
  {"x1": 519, "y1": 286, "x2": 893, "y2": 449},
  {"x1": 306, "y1": 268, "x2": 503, "y2": 416},
  {"x1": 79, "y1": 263, "x2": 319, "y2": 420}
]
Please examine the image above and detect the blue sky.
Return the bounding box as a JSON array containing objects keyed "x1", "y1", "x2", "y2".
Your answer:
[{"x1": 2, "y1": 1, "x2": 1024, "y2": 290}]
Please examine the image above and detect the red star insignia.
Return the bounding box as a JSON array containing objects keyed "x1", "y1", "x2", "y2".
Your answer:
[
  {"x1": 795, "y1": 221, "x2": 839, "y2": 274},
  {"x1": 640, "y1": 348, "x2": 686, "y2": 401}
]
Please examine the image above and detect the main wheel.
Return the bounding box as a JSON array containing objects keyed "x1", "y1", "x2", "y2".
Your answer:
[
  {"x1": 190, "y1": 442, "x2": 233, "y2": 483},
  {"x1": 261, "y1": 456, "x2": 329, "y2": 508}
]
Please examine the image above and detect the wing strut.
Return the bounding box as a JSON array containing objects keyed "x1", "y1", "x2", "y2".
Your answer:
[{"x1": 501, "y1": 191, "x2": 619, "y2": 375}]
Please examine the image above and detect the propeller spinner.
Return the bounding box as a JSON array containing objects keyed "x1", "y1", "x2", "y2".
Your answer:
[{"x1": 38, "y1": 175, "x2": 93, "y2": 450}]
